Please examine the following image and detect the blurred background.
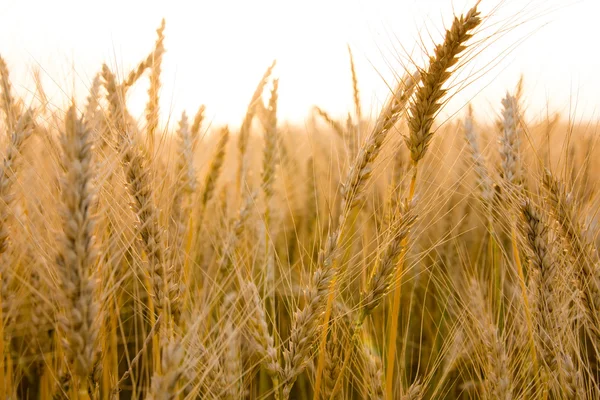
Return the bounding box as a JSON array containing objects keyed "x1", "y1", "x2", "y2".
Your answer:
[{"x1": 0, "y1": 0, "x2": 597, "y2": 127}]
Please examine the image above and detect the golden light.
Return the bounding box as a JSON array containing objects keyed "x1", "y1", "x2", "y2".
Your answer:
[{"x1": 1, "y1": 0, "x2": 598, "y2": 126}]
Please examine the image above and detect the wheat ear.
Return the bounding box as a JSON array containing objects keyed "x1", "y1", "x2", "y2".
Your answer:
[
  {"x1": 363, "y1": 344, "x2": 384, "y2": 400},
  {"x1": 0, "y1": 56, "x2": 22, "y2": 133},
  {"x1": 499, "y1": 93, "x2": 522, "y2": 190},
  {"x1": 466, "y1": 278, "x2": 512, "y2": 400},
  {"x1": 542, "y1": 169, "x2": 600, "y2": 336},
  {"x1": 519, "y1": 198, "x2": 569, "y2": 386},
  {"x1": 388, "y1": 6, "x2": 481, "y2": 395},
  {"x1": 55, "y1": 104, "x2": 99, "y2": 396},
  {"x1": 237, "y1": 61, "x2": 276, "y2": 194},
  {"x1": 313, "y1": 106, "x2": 345, "y2": 138},
  {"x1": 242, "y1": 281, "x2": 281, "y2": 377},
  {"x1": 145, "y1": 19, "x2": 166, "y2": 155},
  {"x1": 198, "y1": 126, "x2": 230, "y2": 225},
  {"x1": 463, "y1": 105, "x2": 493, "y2": 218},
  {"x1": 327, "y1": 199, "x2": 416, "y2": 398},
  {"x1": 190, "y1": 104, "x2": 206, "y2": 141},
  {"x1": 261, "y1": 78, "x2": 279, "y2": 202},
  {"x1": 122, "y1": 19, "x2": 166, "y2": 91},
  {"x1": 405, "y1": 4, "x2": 481, "y2": 164},
  {"x1": 348, "y1": 45, "x2": 362, "y2": 123},
  {"x1": 0, "y1": 111, "x2": 33, "y2": 256},
  {"x1": 147, "y1": 337, "x2": 184, "y2": 400}
]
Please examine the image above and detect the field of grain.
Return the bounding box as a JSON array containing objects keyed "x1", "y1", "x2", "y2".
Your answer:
[{"x1": 0, "y1": 2, "x2": 599, "y2": 399}]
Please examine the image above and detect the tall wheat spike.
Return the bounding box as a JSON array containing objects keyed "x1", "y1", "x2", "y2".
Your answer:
[
  {"x1": 389, "y1": 4, "x2": 482, "y2": 396},
  {"x1": 0, "y1": 111, "x2": 32, "y2": 256},
  {"x1": 519, "y1": 197, "x2": 570, "y2": 395},
  {"x1": 123, "y1": 19, "x2": 166, "y2": 92},
  {"x1": 145, "y1": 19, "x2": 166, "y2": 155},
  {"x1": 405, "y1": 4, "x2": 481, "y2": 165},
  {"x1": 237, "y1": 61, "x2": 276, "y2": 194},
  {"x1": 55, "y1": 104, "x2": 99, "y2": 397},
  {"x1": 0, "y1": 56, "x2": 21, "y2": 133}
]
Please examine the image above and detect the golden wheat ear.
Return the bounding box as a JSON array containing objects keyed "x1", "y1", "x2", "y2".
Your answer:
[
  {"x1": 0, "y1": 57, "x2": 23, "y2": 133},
  {"x1": 55, "y1": 103, "x2": 100, "y2": 395},
  {"x1": 463, "y1": 105, "x2": 493, "y2": 220},
  {"x1": 0, "y1": 110, "x2": 33, "y2": 256},
  {"x1": 518, "y1": 198, "x2": 570, "y2": 389},
  {"x1": 145, "y1": 18, "x2": 166, "y2": 156},
  {"x1": 237, "y1": 60, "x2": 277, "y2": 195},
  {"x1": 122, "y1": 18, "x2": 166, "y2": 91},
  {"x1": 405, "y1": 4, "x2": 482, "y2": 165}
]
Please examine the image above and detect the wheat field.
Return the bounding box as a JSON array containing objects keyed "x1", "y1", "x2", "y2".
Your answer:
[{"x1": 0, "y1": 2, "x2": 599, "y2": 399}]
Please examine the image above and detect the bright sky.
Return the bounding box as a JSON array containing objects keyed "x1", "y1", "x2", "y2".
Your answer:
[{"x1": 1, "y1": 0, "x2": 598, "y2": 127}]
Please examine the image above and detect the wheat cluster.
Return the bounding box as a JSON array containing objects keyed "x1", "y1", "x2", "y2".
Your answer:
[{"x1": 0, "y1": 2, "x2": 599, "y2": 399}]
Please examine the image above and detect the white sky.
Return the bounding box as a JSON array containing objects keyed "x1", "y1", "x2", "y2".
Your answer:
[{"x1": 0, "y1": 0, "x2": 598, "y2": 127}]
